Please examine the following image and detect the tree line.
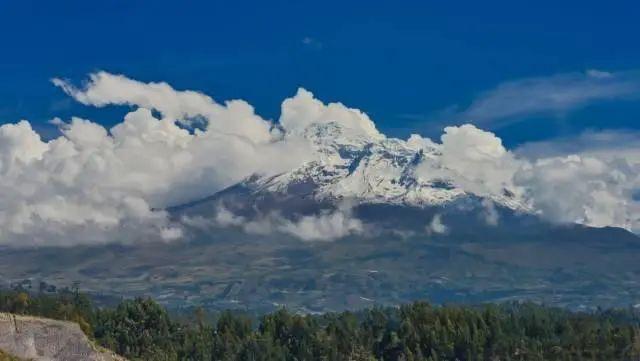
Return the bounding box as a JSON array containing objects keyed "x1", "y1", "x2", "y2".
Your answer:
[{"x1": 1, "y1": 288, "x2": 640, "y2": 360}]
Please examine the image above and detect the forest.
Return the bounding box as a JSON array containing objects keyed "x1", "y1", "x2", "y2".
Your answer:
[{"x1": 1, "y1": 288, "x2": 640, "y2": 361}]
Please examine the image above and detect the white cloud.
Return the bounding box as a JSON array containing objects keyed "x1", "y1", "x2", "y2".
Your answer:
[
  {"x1": 515, "y1": 154, "x2": 640, "y2": 229},
  {"x1": 280, "y1": 88, "x2": 383, "y2": 140},
  {"x1": 515, "y1": 129, "x2": 640, "y2": 161},
  {"x1": 426, "y1": 214, "x2": 447, "y2": 234},
  {"x1": 0, "y1": 73, "x2": 332, "y2": 246},
  {"x1": 53, "y1": 71, "x2": 274, "y2": 143},
  {"x1": 213, "y1": 206, "x2": 246, "y2": 227},
  {"x1": 0, "y1": 120, "x2": 49, "y2": 169},
  {"x1": 197, "y1": 204, "x2": 363, "y2": 242},
  {"x1": 0, "y1": 73, "x2": 393, "y2": 246},
  {"x1": 160, "y1": 227, "x2": 183, "y2": 241},
  {"x1": 278, "y1": 208, "x2": 363, "y2": 241},
  {"x1": 480, "y1": 199, "x2": 499, "y2": 226},
  {"x1": 414, "y1": 124, "x2": 524, "y2": 200},
  {"x1": 447, "y1": 70, "x2": 640, "y2": 129},
  {"x1": 1, "y1": 71, "x2": 640, "y2": 246},
  {"x1": 513, "y1": 131, "x2": 640, "y2": 229},
  {"x1": 414, "y1": 124, "x2": 640, "y2": 231}
]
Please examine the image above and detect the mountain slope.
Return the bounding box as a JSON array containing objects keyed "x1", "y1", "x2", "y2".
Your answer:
[{"x1": 1, "y1": 219, "x2": 638, "y2": 314}]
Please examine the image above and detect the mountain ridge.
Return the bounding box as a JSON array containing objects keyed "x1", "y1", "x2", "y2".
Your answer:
[{"x1": 258, "y1": 122, "x2": 528, "y2": 210}]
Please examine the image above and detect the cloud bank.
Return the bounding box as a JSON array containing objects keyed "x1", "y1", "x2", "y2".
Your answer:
[
  {"x1": 198, "y1": 204, "x2": 363, "y2": 242},
  {"x1": 404, "y1": 122, "x2": 640, "y2": 230},
  {"x1": 0, "y1": 71, "x2": 638, "y2": 246}
]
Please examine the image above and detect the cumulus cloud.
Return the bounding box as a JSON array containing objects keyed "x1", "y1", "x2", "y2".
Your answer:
[
  {"x1": 437, "y1": 70, "x2": 640, "y2": 129},
  {"x1": 515, "y1": 155, "x2": 640, "y2": 229},
  {"x1": 426, "y1": 214, "x2": 447, "y2": 235},
  {"x1": 413, "y1": 124, "x2": 640, "y2": 231},
  {"x1": 53, "y1": 72, "x2": 277, "y2": 143},
  {"x1": 0, "y1": 72, "x2": 390, "y2": 246},
  {"x1": 414, "y1": 124, "x2": 524, "y2": 200},
  {"x1": 1, "y1": 71, "x2": 640, "y2": 247},
  {"x1": 280, "y1": 88, "x2": 383, "y2": 140},
  {"x1": 188, "y1": 204, "x2": 363, "y2": 242},
  {"x1": 512, "y1": 131, "x2": 640, "y2": 229}
]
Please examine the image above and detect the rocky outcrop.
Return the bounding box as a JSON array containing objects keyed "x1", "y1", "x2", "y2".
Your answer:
[
  {"x1": 0, "y1": 349, "x2": 24, "y2": 360},
  {"x1": 0, "y1": 313, "x2": 125, "y2": 361}
]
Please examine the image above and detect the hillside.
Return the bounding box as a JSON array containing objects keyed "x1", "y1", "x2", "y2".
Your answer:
[
  {"x1": 0, "y1": 313, "x2": 125, "y2": 361},
  {"x1": 1, "y1": 219, "x2": 639, "y2": 314}
]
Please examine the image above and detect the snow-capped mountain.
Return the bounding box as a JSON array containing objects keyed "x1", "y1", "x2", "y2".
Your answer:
[
  {"x1": 243, "y1": 121, "x2": 529, "y2": 212},
  {"x1": 160, "y1": 120, "x2": 640, "y2": 313}
]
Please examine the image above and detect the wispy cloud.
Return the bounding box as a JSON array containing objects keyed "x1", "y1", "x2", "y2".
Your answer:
[
  {"x1": 515, "y1": 129, "x2": 640, "y2": 168},
  {"x1": 432, "y1": 70, "x2": 640, "y2": 130},
  {"x1": 301, "y1": 36, "x2": 323, "y2": 50}
]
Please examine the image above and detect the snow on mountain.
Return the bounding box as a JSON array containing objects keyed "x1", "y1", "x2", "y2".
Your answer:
[{"x1": 245, "y1": 121, "x2": 530, "y2": 212}]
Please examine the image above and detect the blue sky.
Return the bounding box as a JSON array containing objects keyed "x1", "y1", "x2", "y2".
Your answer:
[{"x1": 1, "y1": 0, "x2": 639, "y2": 147}]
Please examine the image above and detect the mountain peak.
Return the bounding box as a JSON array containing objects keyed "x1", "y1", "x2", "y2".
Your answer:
[{"x1": 245, "y1": 122, "x2": 529, "y2": 211}]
